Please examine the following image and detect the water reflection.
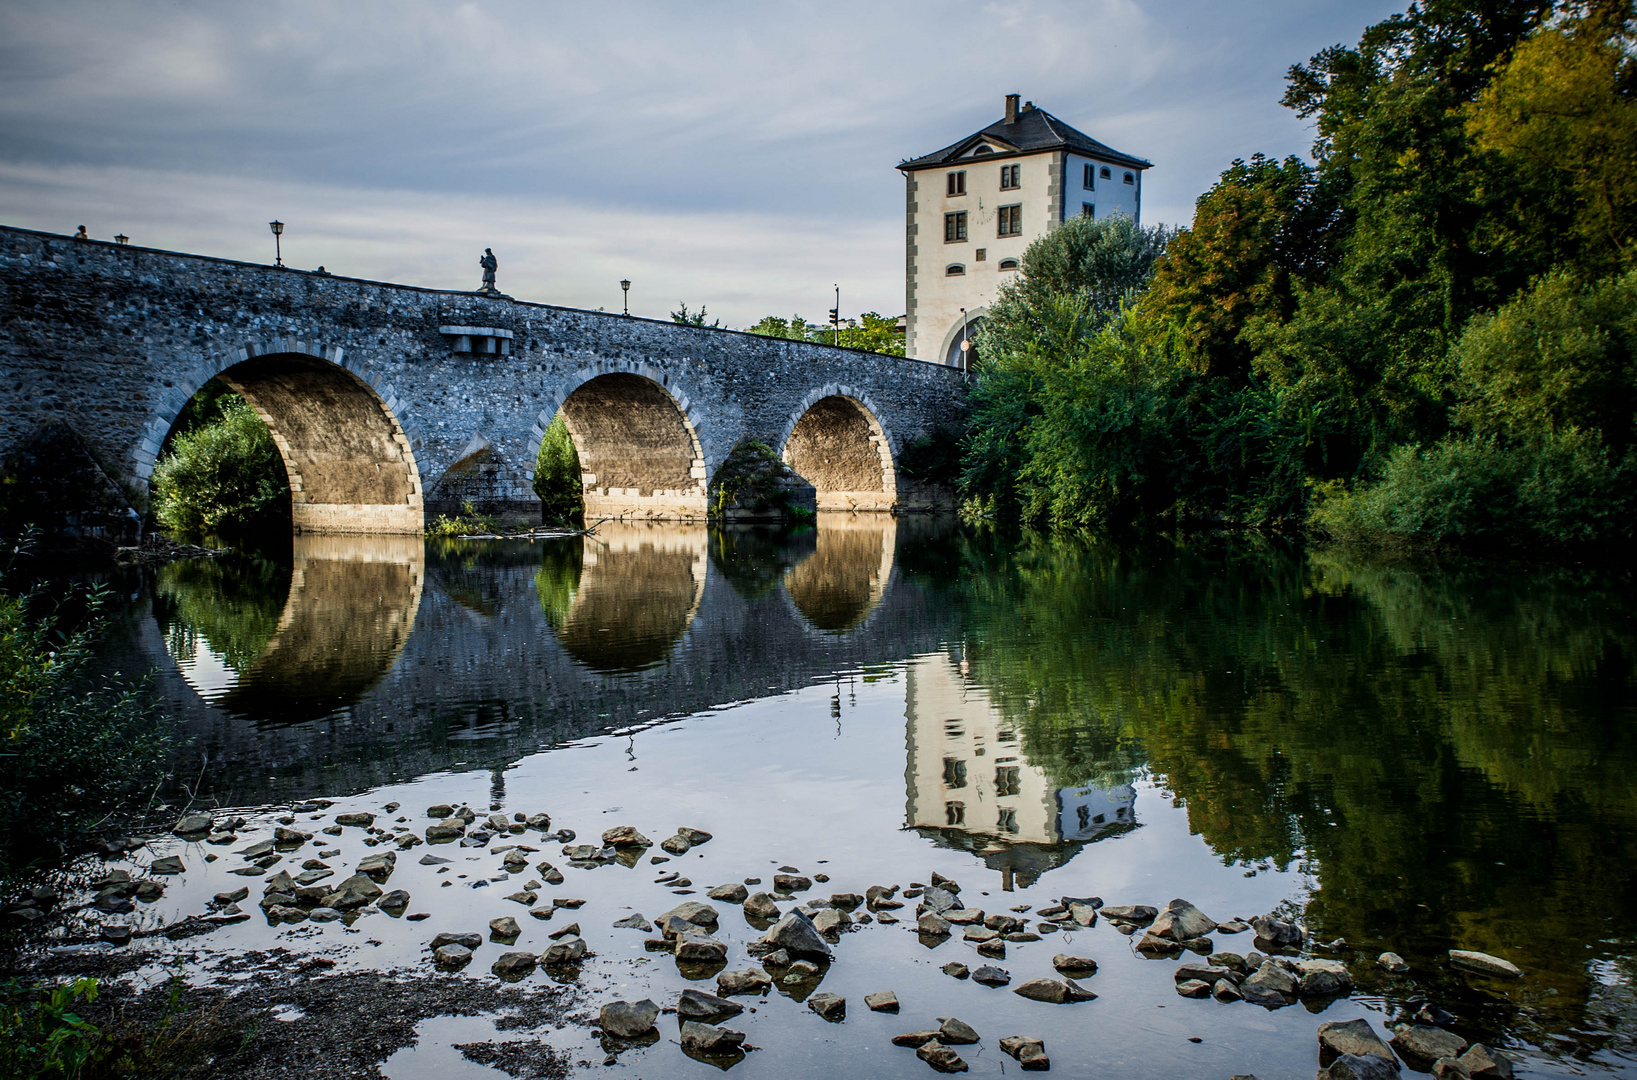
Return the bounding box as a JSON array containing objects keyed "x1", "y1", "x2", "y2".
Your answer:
[
  {"x1": 905, "y1": 652, "x2": 1137, "y2": 889},
  {"x1": 783, "y1": 514, "x2": 896, "y2": 632},
  {"x1": 133, "y1": 521, "x2": 1637, "y2": 1072},
  {"x1": 157, "y1": 534, "x2": 424, "y2": 723},
  {"x1": 542, "y1": 523, "x2": 707, "y2": 673}
]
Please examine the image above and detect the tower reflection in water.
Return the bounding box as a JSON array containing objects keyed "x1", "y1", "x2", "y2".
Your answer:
[
  {"x1": 157, "y1": 534, "x2": 424, "y2": 724},
  {"x1": 904, "y1": 652, "x2": 1137, "y2": 890}
]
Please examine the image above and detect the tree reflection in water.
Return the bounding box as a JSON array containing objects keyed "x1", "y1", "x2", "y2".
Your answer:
[
  {"x1": 157, "y1": 535, "x2": 423, "y2": 724},
  {"x1": 955, "y1": 530, "x2": 1637, "y2": 1052}
]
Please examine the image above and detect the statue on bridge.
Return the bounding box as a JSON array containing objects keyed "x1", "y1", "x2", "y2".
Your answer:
[{"x1": 478, "y1": 248, "x2": 498, "y2": 293}]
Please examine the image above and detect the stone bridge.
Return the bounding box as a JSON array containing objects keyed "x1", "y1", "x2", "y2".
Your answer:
[{"x1": 0, "y1": 226, "x2": 965, "y2": 535}]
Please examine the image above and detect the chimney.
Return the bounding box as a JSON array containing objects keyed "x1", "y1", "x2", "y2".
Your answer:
[{"x1": 1005, "y1": 94, "x2": 1020, "y2": 124}]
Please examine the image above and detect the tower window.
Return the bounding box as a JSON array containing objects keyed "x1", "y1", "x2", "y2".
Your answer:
[
  {"x1": 944, "y1": 211, "x2": 968, "y2": 243},
  {"x1": 947, "y1": 170, "x2": 966, "y2": 196},
  {"x1": 998, "y1": 258, "x2": 1019, "y2": 270},
  {"x1": 1083, "y1": 163, "x2": 1095, "y2": 189},
  {"x1": 1000, "y1": 164, "x2": 1020, "y2": 190},
  {"x1": 945, "y1": 264, "x2": 965, "y2": 276},
  {"x1": 1082, "y1": 203, "x2": 1094, "y2": 218},
  {"x1": 1124, "y1": 171, "x2": 1135, "y2": 185},
  {"x1": 997, "y1": 204, "x2": 1022, "y2": 237},
  {"x1": 1100, "y1": 166, "x2": 1111, "y2": 179}
]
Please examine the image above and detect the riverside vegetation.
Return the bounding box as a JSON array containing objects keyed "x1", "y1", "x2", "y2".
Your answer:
[{"x1": 959, "y1": 0, "x2": 1637, "y2": 551}]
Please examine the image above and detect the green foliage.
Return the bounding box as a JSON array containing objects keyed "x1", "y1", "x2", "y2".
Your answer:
[
  {"x1": 425, "y1": 501, "x2": 500, "y2": 537},
  {"x1": 1454, "y1": 269, "x2": 1637, "y2": 447},
  {"x1": 745, "y1": 314, "x2": 813, "y2": 341},
  {"x1": 1468, "y1": 3, "x2": 1637, "y2": 273},
  {"x1": 1309, "y1": 431, "x2": 1637, "y2": 547},
  {"x1": 959, "y1": 0, "x2": 1637, "y2": 546},
  {"x1": 1, "y1": 978, "x2": 105, "y2": 1080},
  {"x1": 531, "y1": 413, "x2": 582, "y2": 525},
  {"x1": 151, "y1": 396, "x2": 289, "y2": 536},
  {"x1": 745, "y1": 311, "x2": 905, "y2": 356},
  {"x1": 670, "y1": 303, "x2": 721, "y2": 328},
  {"x1": 0, "y1": 535, "x2": 169, "y2": 876},
  {"x1": 1143, "y1": 153, "x2": 1342, "y2": 378}
]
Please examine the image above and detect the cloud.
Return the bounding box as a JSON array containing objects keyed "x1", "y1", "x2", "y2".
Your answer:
[{"x1": 0, "y1": 0, "x2": 1403, "y2": 325}]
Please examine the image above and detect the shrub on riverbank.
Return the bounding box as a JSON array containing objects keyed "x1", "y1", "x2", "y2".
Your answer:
[
  {"x1": 958, "y1": 1, "x2": 1637, "y2": 550},
  {"x1": 0, "y1": 537, "x2": 169, "y2": 878},
  {"x1": 151, "y1": 395, "x2": 288, "y2": 537}
]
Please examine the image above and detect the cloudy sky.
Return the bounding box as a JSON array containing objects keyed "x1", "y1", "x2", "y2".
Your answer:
[{"x1": 0, "y1": 0, "x2": 1399, "y2": 326}]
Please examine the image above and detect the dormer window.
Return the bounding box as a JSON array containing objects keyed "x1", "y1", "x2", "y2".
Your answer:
[
  {"x1": 1100, "y1": 166, "x2": 1111, "y2": 179},
  {"x1": 946, "y1": 264, "x2": 965, "y2": 276},
  {"x1": 973, "y1": 145, "x2": 994, "y2": 155},
  {"x1": 1124, "y1": 171, "x2": 1135, "y2": 185},
  {"x1": 947, "y1": 170, "x2": 966, "y2": 196}
]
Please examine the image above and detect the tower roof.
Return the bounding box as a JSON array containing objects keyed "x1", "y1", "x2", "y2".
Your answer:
[{"x1": 899, "y1": 102, "x2": 1151, "y2": 173}]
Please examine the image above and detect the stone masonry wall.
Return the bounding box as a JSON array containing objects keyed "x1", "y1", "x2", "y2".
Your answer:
[{"x1": 0, "y1": 227, "x2": 966, "y2": 532}]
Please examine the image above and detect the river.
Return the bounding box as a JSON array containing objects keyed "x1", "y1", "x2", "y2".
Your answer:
[{"x1": 65, "y1": 516, "x2": 1637, "y2": 1078}]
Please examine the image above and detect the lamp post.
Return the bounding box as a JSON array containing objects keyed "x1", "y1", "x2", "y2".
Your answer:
[
  {"x1": 269, "y1": 220, "x2": 284, "y2": 267},
  {"x1": 620, "y1": 279, "x2": 631, "y2": 316}
]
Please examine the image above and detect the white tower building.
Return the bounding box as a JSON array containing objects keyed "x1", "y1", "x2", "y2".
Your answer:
[{"x1": 899, "y1": 94, "x2": 1151, "y2": 366}]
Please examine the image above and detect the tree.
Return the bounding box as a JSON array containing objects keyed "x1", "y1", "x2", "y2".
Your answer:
[
  {"x1": 151, "y1": 396, "x2": 290, "y2": 535},
  {"x1": 1467, "y1": 1, "x2": 1637, "y2": 274},
  {"x1": 671, "y1": 303, "x2": 720, "y2": 328},
  {"x1": 1142, "y1": 154, "x2": 1342, "y2": 380},
  {"x1": 745, "y1": 314, "x2": 812, "y2": 341},
  {"x1": 834, "y1": 312, "x2": 905, "y2": 356},
  {"x1": 532, "y1": 413, "x2": 583, "y2": 524}
]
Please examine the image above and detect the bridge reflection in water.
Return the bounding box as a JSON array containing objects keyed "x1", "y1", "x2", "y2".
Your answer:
[
  {"x1": 157, "y1": 534, "x2": 425, "y2": 724},
  {"x1": 904, "y1": 652, "x2": 1137, "y2": 891},
  {"x1": 542, "y1": 524, "x2": 708, "y2": 673},
  {"x1": 146, "y1": 514, "x2": 950, "y2": 799},
  {"x1": 783, "y1": 514, "x2": 896, "y2": 632}
]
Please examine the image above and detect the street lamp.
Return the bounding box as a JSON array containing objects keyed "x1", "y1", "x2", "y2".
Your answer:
[
  {"x1": 114, "y1": 234, "x2": 128, "y2": 246},
  {"x1": 269, "y1": 220, "x2": 284, "y2": 267},
  {"x1": 620, "y1": 279, "x2": 631, "y2": 316}
]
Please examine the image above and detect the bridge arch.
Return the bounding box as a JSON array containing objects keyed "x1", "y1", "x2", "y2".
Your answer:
[
  {"x1": 135, "y1": 340, "x2": 426, "y2": 534},
  {"x1": 526, "y1": 362, "x2": 709, "y2": 521},
  {"x1": 779, "y1": 385, "x2": 898, "y2": 512}
]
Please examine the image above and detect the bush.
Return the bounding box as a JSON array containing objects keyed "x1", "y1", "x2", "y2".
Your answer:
[
  {"x1": 532, "y1": 413, "x2": 582, "y2": 525},
  {"x1": 151, "y1": 397, "x2": 288, "y2": 536},
  {"x1": 1309, "y1": 430, "x2": 1637, "y2": 548},
  {"x1": 0, "y1": 536, "x2": 169, "y2": 877},
  {"x1": 1454, "y1": 269, "x2": 1637, "y2": 448}
]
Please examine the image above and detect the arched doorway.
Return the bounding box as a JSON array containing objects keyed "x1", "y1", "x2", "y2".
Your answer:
[
  {"x1": 782, "y1": 394, "x2": 897, "y2": 512},
  {"x1": 552, "y1": 373, "x2": 707, "y2": 521}
]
